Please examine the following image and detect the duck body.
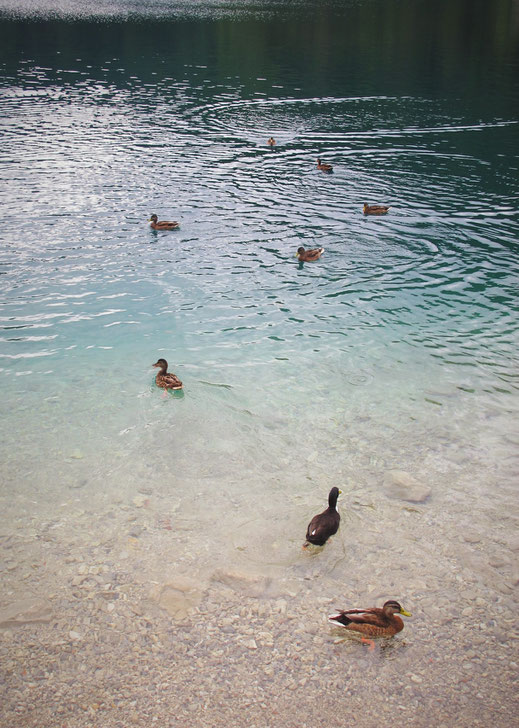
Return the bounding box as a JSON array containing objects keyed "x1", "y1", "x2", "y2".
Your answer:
[
  {"x1": 296, "y1": 246, "x2": 324, "y2": 262},
  {"x1": 153, "y1": 358, "x2": 183, "y2": 390},
  {"x1": 328, "y1": 600, "x2": 411, "y2": 637},
  {"x1": 149, "y1": 214, "x2": 180, "y2": 230},
  {"x1": 267, "y1": 137, "x2": 276, "y2": 147},
  {"x1": 363, "y1": 203, "x2": 390, "y2": 215},
  {"x1": 317, "y1": 158, "x2": 333, "y2": 172},
  {"x1": 303, "y1": 487, "x2": 341, "y2": 547}
]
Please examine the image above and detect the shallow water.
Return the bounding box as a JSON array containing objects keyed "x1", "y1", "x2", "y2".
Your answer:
[{"x1": 1, "y1": 1, "x2": 518, "y2": 726}]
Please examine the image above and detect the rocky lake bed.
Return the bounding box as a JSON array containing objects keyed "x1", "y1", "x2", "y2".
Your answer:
[{"x1": 1, "y1": 465, "x2": 517, "y2": 728}]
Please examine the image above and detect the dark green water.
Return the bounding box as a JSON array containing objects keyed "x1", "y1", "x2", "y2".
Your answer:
[{"x1": 0, "y1": 2, "x2": 518, "y2": 727}]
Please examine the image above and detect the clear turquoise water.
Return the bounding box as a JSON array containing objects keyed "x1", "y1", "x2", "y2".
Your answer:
[
  {"x1": 0, "y1": 1, "x2": 518, "y2": 723},
  {"x1": 1, "y1": 1, "x2": 518, "y2": 488}
]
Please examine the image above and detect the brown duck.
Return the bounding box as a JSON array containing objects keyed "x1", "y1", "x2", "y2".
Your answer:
[
  {"x1": 363, "y1": 203, "x2": 390, "y2": 215},
  {"x1": 267, "y1": 137, "x2": 276, "y2": 147},
  {"x1": 317, "y1": 158, "x2": 333, "y2": 172},
  {"x1": 303, "y1": 487, "x2": 341, "y2": 547},
  {"x1": 296, "y1": 246, "x2": 324, "y2": 262},
  {"x1": 152, "y1": 358, "x2": 183, "y2": 390},
  {"x1": 149, "y1": 214, "x2": 180, "y2": 230},
  {"x1": 328, "y1": 600, "x2": 411, "y2": 643}
]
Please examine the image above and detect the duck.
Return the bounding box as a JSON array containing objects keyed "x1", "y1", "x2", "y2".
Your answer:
[
  {"x1": 317, "y1": 158, "x2": 333, "y2": 172},
  {"x1": 152, "y1": 358, "x2": 183, "y2": 390},
  {"x1": 303, "y1": 487, "x2": 341, "y2": 547},
  {"x1": 149, "y1": 214, "x2": 180, "y2": 230},
  {"x1": 267, "y1": 137, "x2": 276, "y2": 147},
  {"x1": 296, "y1": 246, "x2": 325, "y2": 263},
  {"x1": 363, "y1": 203, "x2": 390, "y2": 215},
  {"x1": 328, "y1": 600, "x2": 411, "y2": 647}
]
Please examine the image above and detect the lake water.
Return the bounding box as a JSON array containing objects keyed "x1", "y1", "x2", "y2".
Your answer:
[{"x1": 1, "y1": 1, "x2": 518, "y2": 726}]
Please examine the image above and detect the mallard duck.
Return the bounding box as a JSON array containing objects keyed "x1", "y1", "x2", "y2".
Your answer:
[
  {"x1": 267, "y1": 137, "x2": 276, "y2": 147},
  {"x1": 303, "y1": 487, "x2": 341, "y2": 547},
  {"x1": 363, "y1": 203, "x2": 390, "y2": 215},
  {"x1": 149, "y1": 214, "x2": 180, "y2": 230},
  {"x1": 317, "y1": 158, "x2": 333, "y2": 172},
  {"x1": 296, "y1": 246, "x2": 324, "y2": 262},
  {"x1": 328, "y1": 600, "x2": 411, "y2": 642},
  {"x1": 152, "y1": 358, "x2": 183, "y2": 390}
]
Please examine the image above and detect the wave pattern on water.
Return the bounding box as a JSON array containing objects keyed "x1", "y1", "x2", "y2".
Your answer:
[
  {"x1": 1, "y1": 88, "x2": 518, "y2": 370},
  {"x1": 0, "y1": 29, "x2": 518, "y2": 529}
]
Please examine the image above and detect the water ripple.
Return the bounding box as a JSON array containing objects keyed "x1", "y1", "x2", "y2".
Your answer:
[{"x1": 0, "y1": 36, "x2": 518, "y2": 445}]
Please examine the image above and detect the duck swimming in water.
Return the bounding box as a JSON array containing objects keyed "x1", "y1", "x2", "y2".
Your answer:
[
  {"x1": 363, "y1": 203, "x2": 390, "y2": 215},
  {"x1": 317, "y1": 158, "x2": 333, "y2": 172},
  {"x1": 296, "y1": 246, "x2": 324, "y2": 262},
  {"x1": 152, "y1": 358, "x2": 183, "y2": 390},
  {"x1": 149, "y1": 214, "x2": 180, "y2": 230},
  {"x1": 303, "y1": 487, "x2": 341, "y2": 547},
  {"x1": 267, "y1": 137, "x2": 276, "y2": 147},
  {"x1": 328, "y1": 600, "x2": 411, "y2": 647}
]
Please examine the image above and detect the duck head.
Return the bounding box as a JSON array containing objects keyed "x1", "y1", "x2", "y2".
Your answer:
[
  {"x1": 328, "y1": 486, "x2": 341, "y2": 509},
  {"x1": 382, "y1": 600, "x2": 412, "y2": 617},
  {"x1": 153, "y1": 358, "x2": 168, "y2": 372}
]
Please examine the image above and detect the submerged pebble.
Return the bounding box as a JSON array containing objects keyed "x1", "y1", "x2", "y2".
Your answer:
[
  {"x1": 0, "y1": 598, "x2": 53, "y2": 627},
  {"x1": 384, "y1": 470, "x2": 431, "y2": 503}
]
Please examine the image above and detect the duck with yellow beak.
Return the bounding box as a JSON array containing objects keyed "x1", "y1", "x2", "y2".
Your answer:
[
  {"x1": 303, "y1": 487, "x2": 341, "y2": 548},
  {"x1": 328, "y1": 600, "x2": 412, "y2": 649}
]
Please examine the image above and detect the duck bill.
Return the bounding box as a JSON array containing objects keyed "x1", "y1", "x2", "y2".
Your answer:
[{"x1": 400, "y1": 608, "x2": 412, "y2": 617}]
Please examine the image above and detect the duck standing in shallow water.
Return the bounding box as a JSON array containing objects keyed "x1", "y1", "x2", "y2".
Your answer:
[
  {"x1": 317, "y1": 158, "x2": 333, "y2": 172},
  {"x1": 303, "y1": 487, "x2": 341, "y2": 548},
  {"x1": 267, "y1": 137, "x2": 276, "y2": 147},
  {"x1": 363, "y1": 203, "x2": 390, "y2": 215},
  {"x1": 152, "y1": 358, "x2": 183, "y2": 391},
  {"x1": 328, "y1": 600, "x2": 412, "y2": 648},
  {"x1": 296, "y1": 246, "x2": 324, "y2": 262},
  {"x1": 149, "y1": 214, "x2": 180, "y2": 230}
]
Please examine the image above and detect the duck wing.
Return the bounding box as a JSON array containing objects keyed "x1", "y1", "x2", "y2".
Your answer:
[
  {"x1": 365, "y1": 205, "x2": 390, "y2": 214},
  {"x1": 305, "y1": 248, "x2": 324, "y2": 260},
  {"x1": 165, "y1": 374, "x2": 182, "y2": 388},
  {"x1": 306, "y1": 513, "x2": 324, "y2": 541},
  {"x1": 157, "y1": 372, "x2": 183, "y2": 389},
  {"x1": 305, "y1": 508, "x2": 339, "y2": 544},
  {"x1": 333, "y1": 607, "x2": 388, "y2": 628}
]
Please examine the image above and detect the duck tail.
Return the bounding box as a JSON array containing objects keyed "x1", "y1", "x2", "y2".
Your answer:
[{"x1": 328, "y1": 611, "x2": 351, "y2": 627}]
